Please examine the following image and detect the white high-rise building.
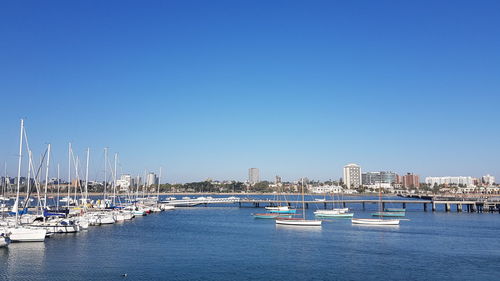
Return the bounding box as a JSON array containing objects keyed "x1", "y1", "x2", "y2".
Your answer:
[
  {"x1": 248, "y1": 168, "x2": 260, "y2": 185},
  {"x1": 146, "y1": 172, "x2": 158, "y2": 187},
  {"x1": 482, "y1": 174, "x2": 495, "y2": 185},
  {"x1": 425, "y1": 176, "x2": 475, "y2": 187},
  {"x1": 343, "y1": 164, "x2": 361, "y2": 188}
]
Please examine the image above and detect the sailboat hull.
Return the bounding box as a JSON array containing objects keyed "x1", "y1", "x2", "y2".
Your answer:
[
  {"x1": 8, "y1": 227, "x2": 47, "y2": 242},
  {"x1": 315, "y1": 212, "x2": 354, "y2": 218},
  {"x1": 275, "y1": 219, "x2": 322, "y2": 226},
  {"x1": 269, "y1": 209, "x2": 297, "y2": 214},
  {"x1": 352, "y1": 219, "x2": 400, "y2": 225}
]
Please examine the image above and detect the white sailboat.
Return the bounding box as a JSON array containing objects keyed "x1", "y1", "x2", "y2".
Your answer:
[
  {"x1": 7, "y1": 119, "x2": 47, "y2": 242},
  {"x1": 351, "y1": 182, "x2": 400, "y2": 226},
  {"x1": 276, "y1": 179, "x2": 322, "y2": 227}
]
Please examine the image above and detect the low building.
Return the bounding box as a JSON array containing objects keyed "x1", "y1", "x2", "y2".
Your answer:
[
  {"x1": 311, "y1": 185, "x2": 343, "y2": 194},
  {"x1": 425, "y1": 176, "x2": 475, "y2": 187}
]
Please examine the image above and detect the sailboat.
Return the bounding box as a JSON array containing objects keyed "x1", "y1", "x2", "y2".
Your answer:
[
  {"x1": 352, "y1": 181, "x2": 400, "y2": 226},
  {"x1": 275, "y1": 179, "x2": 322, "y2": 226},
  {"x1": 314, "y1": 187, "x2": 354, "y2": 218},
  {"x1": 6, "y1": 119, "x2": 47, "y2": 242}
]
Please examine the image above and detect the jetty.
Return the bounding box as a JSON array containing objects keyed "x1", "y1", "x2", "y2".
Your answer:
[{"x1": 163, "y1": 196, "x2": 500, "y2": 213}]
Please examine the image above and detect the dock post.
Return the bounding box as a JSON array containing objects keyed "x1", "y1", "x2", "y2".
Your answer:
[
  {"x1": 457, "y1": 204, "x2": 462, "y2": 212},
  {"x1": 424, "y1": 203, "x2": 427, "y2": 212},
  {"x1": 239, "y1": 202, "x2": 241, "y2": 208},
  {"x1": 288, "y1": 202, "x2": 291, "y2": 207},
  {"x1": 305, "y1": 203, "x2": 309, "y2": 209},
  {"x1": 432, "y1": 202, "x2": 436, "y2": 212},
  {"x1": 343, "y1": 202, "x2": 346, "y2": 208},
  {"x1": 403, "y1": 202, "x2": 406, "y2": 209},
  {"x1": 324, "y1": 202, "x2": 327, "y2": 209},
  {"x1": 445, "y1": 203, "x2": 450, "y2": 212},
  {"x1": 382, "y1": 202, "x2": 385, "y2": 210},
  {"x1": 362, "y1": 202, "x2": 365, "y2": 210}
]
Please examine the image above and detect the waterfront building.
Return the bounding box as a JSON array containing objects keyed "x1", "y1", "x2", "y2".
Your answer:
[
  {"x1": 482, "y1": 174, "x2": 495, "y2": 185},
  {"x1": 361, "y1": 171, "x2": 397, "y2": 186},
  {"x1": 425, "y1": 176, "x2": 475, "y2": 187},
  {"x1": 146, "y1": 172, "x2": 158, "y2": 187},
  {"x1": 343, "y1": 164, "x2": 361, "y2": 188},
  {"x1": 248, "y1": 168, "x2": 260, "y2": 185},
  {"x1": 117, "y1": 174, "x2": 133, "y2": 191},
  {"x1": 311, "y1": 185, "x2": 343, "y2": 194},
  {"x1": 402, "y1": 173, "x2": 420, "y2": 188}
]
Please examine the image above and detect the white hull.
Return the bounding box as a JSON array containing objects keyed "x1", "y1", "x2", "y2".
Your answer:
[
  {"x1": 351, "y1": 219, "x2": 400, "y2": 225},
  {"x1": 275, "y1": 219, "x2": 322, "y2": 226},
  {"x1": 0, "y1": 237, "x2": 8, "y2": 247},
  {"x1": 161, "y1": 205, "x2": 175, "y2": 211},
  {"x1": 98, "y1": 215, "x2": 115, "y2": 225},
  {"x1": 314, "y1": 210, "x2": 341, "y2": 215},
  {"x1": 8, "y1": 227, "x2": 47, "y2": 242},
  {"x1": 265, "y1": 206, "x2": 290, "y2": 211}
]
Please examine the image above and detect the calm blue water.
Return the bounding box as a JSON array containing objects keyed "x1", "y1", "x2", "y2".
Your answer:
[{"x1": 1, "y1": 195, "x2": 500, "y2": 280}]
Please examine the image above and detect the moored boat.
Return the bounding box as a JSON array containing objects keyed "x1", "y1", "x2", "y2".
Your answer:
[
  {"x1": 275, "y1": 218, "x2": 322, "y2": 226},
  {"x1": 352, "y1": 218, "x2": 400, "y2": 225}
]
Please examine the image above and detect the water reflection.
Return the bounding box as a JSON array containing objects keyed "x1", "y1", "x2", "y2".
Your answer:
[{"x1": 2, "y1": 242, "x2": 46, "y2": 280}]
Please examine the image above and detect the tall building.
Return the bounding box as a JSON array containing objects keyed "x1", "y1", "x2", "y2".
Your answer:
[
  {"x1": 248, "y1": 168, "x2": 260, "y2": 185},
  {"x1": 275, "y1": 175, "x2": 282, "y2": 185},
  {"x1": 362, "y1": 171, "x2": 397, "y2": 185},
  {"x1": 146, "y1": 172, "x2": 158, "y2": 187},
  {"x1": 343, "y1": 164, "x2": 361, "y2": 188},
  {"x1": 402, "y1": 173, "x2": 420, "y2": 188},
  {"x1": 482, "y1": 174, "x2": 495, "y2": 185}
]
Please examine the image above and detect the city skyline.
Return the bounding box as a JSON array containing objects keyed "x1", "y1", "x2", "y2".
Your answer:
[{"x1": 1, "y1": 1, "x2": 499, "y2": 182}]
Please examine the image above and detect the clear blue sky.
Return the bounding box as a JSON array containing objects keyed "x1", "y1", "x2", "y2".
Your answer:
[{"x1": 1, "y1": 0, "x2": 499, "y2": 183}]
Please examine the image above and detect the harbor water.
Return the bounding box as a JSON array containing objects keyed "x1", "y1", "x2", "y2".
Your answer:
[{"x1": 1, "y1": 195, "x2": 500, "y2": 280}]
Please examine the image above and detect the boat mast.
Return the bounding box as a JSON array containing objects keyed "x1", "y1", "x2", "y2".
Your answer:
[
  {"x1": 143, "y1": 169, "x2": 146, "y2": 199},
  {"x1": 85, "y1": 148, "x2": 90, "y2": 204},
  {"x1": 113, "y1": 153, "x2": 117, "y2": 206},
  {"x1": 104, "y1": 147, "x2": 107, "y2": 206},
  {"x1": 56, "y1": 164, "x2": 60, "y2": 209},
  {"x1": 67, "y1": 142, "x2": 71, "y2": 209},
  {"x1": 157, "y1": 167, "x2": 162, "y2": 205},
  {"x1": 43, "y1": 143, "x2": 51, "y2": 210},
  {"x1": 14, "y1": 119, "x2": 24, "y2": 227},
  {"x1": 302, "y1": 178, "x2": 306, "y2": 219},
  {"x1": 26, "y1": 151, "x2": 32, "y2": 211},
  {"x1": 74, "y1": 155, "x2": 79, "y2": 205}
]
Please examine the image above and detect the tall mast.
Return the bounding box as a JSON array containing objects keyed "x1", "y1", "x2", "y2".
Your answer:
[
  {"x1": 26, "y1": 151, "x2": 32, "y2": 209},
  {"x1": 56, "y1": 164, "x2": 60, "y2": 209},
  {"x1": 113, "y1": 153, "x2": 117, "y2": 206},
  {"x1": 74, "y1": 155, "x2": 79, "y2": 205},
  {"x1": 43, "y1": 143, "x2": 51, "y2": 210},
  {"x1": 157, "y1": 167, "x2": 162, "y2": 205},
  {"x1": 143, "y1": 169, "x2": 146, "y2": 199},
  {"x1": 14, "y1": 119, "x2": 24, "y2": 226},
  {"x1": 302, "y1": 178, "x2": 306, "y2": 219},
  {"x1": 85, "y1": 148, "x2": 90, "y2": 204},
  {"x1": 67, "y1": 142, "x2": 71, "y2": 208},
  {"x1": 104, "y1": 147, "x2": 107, "y2": 205}
]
